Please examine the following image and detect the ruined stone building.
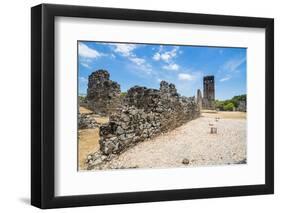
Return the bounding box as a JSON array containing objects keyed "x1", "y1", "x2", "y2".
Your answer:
[
  {"x1": 99, "y1": 80, "x2": 201, "y2": 155},
  {"x1": 202, "y1": 75, "x2": 215, "y2": 110},
  {"x1": 86, "y1": 70, "x2": 121, "y2": 115},
  {"x1": 196, "y1": 89, "x2": 203, "y2": 110},
  {"x1": 83, "y1": 69, "x2": 201, "y2": 158}
]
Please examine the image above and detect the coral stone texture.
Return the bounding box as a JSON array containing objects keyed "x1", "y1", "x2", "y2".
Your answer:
[
  {"x1": 87, "y1": 70, "x2": 121, "y2": 115},
  {"x1": 98, "y1": 79, "x2": 201, "y2": 155},
  {"x1": 202, "y1": 75, "x2": 215, "y2": 110}
]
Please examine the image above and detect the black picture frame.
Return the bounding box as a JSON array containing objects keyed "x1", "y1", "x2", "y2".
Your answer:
[{"x1": 31, "y1": 3, "x2": 274, "y2": 209}]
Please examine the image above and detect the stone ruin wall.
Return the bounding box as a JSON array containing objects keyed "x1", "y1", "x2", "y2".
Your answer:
[
  {"x1": 99, "y1": 80, "x2": 201, "y2": 155},
  {"x1": 86, "y1": 70, "x2": 121, "y2": 115},
  {"x1": 78, "y1": 113, "x2": 99, "y2": 129}
]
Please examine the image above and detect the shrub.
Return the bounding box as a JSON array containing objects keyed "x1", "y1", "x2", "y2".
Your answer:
[
  {"x1": 79, "y1": 96, "x2": 86, "y2": 102},
  {"x1": 215, "y1": 94, "x2": 246, "y2": 111},
  {"x1": 223, "y1": 102, "x2": 235, "y2": 111},
  {"x1": 215, "y1": 100, "x2": 224, "y2": 110},
  {"x1": 120, "y1": 92, "x2": 127, "y2": 98}
]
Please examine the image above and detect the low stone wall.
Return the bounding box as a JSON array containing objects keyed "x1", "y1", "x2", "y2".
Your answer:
[
  {"x1": 99, "y1": 81, "x2": 200, "y2": 155},
  {"x1": 79, "y1": 98, "x2": 91, "y2": 109},
  {"x1": 78, "y1": 113, "x2": 99, "y2": 129}
]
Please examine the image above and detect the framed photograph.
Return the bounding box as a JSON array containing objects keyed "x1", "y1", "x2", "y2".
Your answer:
[{"x1": 31, "y1": 4, "x2": 274, "y2": 209}]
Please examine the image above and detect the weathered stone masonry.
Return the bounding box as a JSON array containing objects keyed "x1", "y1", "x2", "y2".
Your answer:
[
  {"x1": 202, "y1": 75, "x2": 215, "y2": 110},
  {"x1": 87, "y1": 70, "x2": 121, "y2": 115},
  {"x1": 99, "y1": 79, "x2": 201, "y2": 155},
  {"x1": 78, "y1": 113, "x2": 99, "y2": 129}
]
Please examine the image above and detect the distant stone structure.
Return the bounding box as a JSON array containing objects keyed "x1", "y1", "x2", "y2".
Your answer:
[
  {"x1": 237, "y1": 100, "x2": 247, "y2": 112},
  {"x1": 83, "y1": 70, "x2": 202, "y2": 166},
  {"x1": 196, "y1": 89, "x2": 203, "y2": 110},
  {"x1": 202, "y1": 75, "x2": 215, "y2": 110},
  {"x1": 86, "y1": 70, "x2": 121, "y2": 115}
]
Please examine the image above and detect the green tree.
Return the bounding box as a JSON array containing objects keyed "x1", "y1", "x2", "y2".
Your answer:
[
  {"x1": 231, "y1": 94, "x2": 246, "y2": 107},
  {"x1": 215, "y1": 94, "x2": 246, "y2": 111},
  {"x1": 223, "y1": 102, "x2": 235, "y2": 111},
  {"x1": 215, "y1": 100, "x2": 224, "y2": 110},
  {"x1": 79, "y1": 96, "x2": 86, "y2": 102},
  {"x1": 120, "y1": 92, "x2": 127, "y2": 98}
]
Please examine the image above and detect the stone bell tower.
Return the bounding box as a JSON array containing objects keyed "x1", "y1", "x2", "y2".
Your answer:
[{"x1": 202, "y1": 75, "x2": 215, "y2": 110}]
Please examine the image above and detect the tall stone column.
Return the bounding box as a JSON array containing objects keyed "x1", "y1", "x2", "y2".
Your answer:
[{"x1": 202, "y1": 75, "x2": 215, "y2": 110}]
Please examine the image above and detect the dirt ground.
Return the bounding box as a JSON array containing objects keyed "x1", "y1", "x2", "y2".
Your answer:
[
  {"x1": 78, "y1": 110, "x2": 247, "y2": 170},
  {"x1": 91, "y1": 111, "x2": 247, "y2": 170},
  {"x1": 79, "y1": 106, "x2": 109, "y2": 123},
  {"x1": 78, "y1": 128, "x2": 100, "y2": 170},
  {"x1": 202, "y1": 110, "x2": 246, "y2": 119},
  {"x1": 78, "y1": 106, "x2": 108, "y2": 170},
  {"x1": 79, "y1": 106, "x2": 93, "y2": 114}
]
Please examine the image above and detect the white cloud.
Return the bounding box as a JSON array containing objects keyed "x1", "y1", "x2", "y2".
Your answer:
[
  {"x1": 223, "y1": 57, "x2": 246, "y2": 73},
  {"x1": 129, "y1": 57, "x2": 145, "y2": 66},
  {"x1": 218, "y1": 56, "x2": 246, "y2": 83},
  {"x1": 130, "y1": 57, "x2": 152, "y2": 75},
  {"x1": 178, "y1": 73, "x2": 194, "y2": 81},
  {"x1": 79, "y1": 57, "x2": 94, "y2": 69},
  {"x1": 163, "y1": 63, "x2": 179, "y2": 71},
  {"x1": 113, "y1": 44, "x2": 137, "y2": 57},
  {"x1": 81, "y1": 62, "x2": 91, "y2": 69},
  {"x1": 161, "y1": 53, "x2": 172, "y2": 62},
  {"x1": 152, "y1": 46, "x2": 179, "y2": 63},
  {"x1": 80, "y1": 76, "x2": 87, "y2": 81},
  {"x1": 78, "y1": 43, "x2": 102, "y2": 58},
  {"x1": 109, "y1": 43, "x2": 152, "y2": 75},
  {"x1": 153, "y1": 52, "x2": 161, "y2": 61},
  {"x1": 220, "y1": 75, "x2": 231, "y2": 82}
]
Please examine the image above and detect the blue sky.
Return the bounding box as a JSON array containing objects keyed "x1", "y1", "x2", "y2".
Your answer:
[{"x1": 78, "y1": 41, "x2": 246, "y2": 100}]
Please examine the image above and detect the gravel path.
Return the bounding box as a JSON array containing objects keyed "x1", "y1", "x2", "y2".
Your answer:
[{"x1": 94, "y1": 115, "x2": 246, "y2": 170}]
